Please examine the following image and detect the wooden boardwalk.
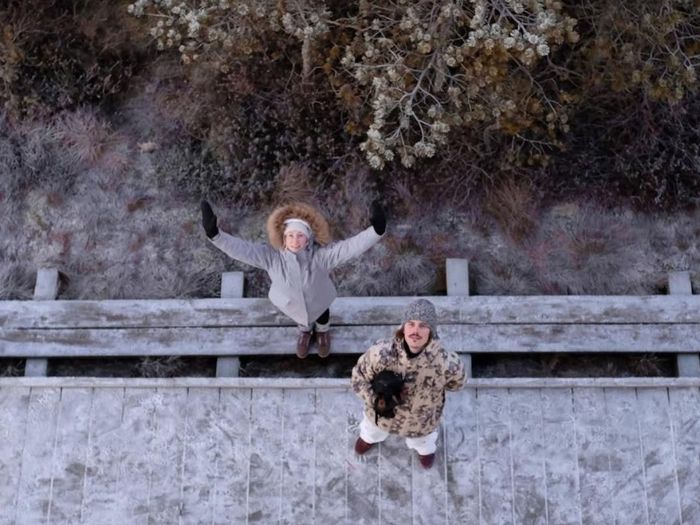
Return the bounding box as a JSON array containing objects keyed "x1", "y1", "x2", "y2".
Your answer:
[{"x1": 1, "y1": 377, "x2": 699, "y2": 525}]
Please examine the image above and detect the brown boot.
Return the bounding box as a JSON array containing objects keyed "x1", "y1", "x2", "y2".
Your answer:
[
  {"x1": 354, "y1": 437, "x2": 374, "y2": 455},
  {"x1": 418, "y1": 453, "x2": 435, "y2": 469},
  {"x1": 296, "y1": 331, "x2": 312, "y2": 359},
  {"x1": 317, "y1": 331, "x2": 331, "y2": 358}
]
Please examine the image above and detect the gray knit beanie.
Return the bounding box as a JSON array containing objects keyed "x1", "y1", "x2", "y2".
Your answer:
[{"x1": 401, "y1": 298, "x2": 439, "y2": 339}]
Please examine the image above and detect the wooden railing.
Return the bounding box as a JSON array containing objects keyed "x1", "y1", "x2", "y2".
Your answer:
[{"x1": 1, "y1": 260, "x2": 697, "y2": 378}]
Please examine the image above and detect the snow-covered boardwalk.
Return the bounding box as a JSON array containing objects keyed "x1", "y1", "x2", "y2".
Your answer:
[{"x1": 1, "y1": 377, "x2": 699, "y2": 525}]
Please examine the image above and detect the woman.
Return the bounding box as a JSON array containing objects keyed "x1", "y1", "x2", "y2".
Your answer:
[{"x1": 201, "y1": 200, "x2": 385, "y2": 358}]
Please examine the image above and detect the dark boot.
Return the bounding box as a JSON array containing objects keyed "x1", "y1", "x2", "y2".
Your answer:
[
  {"x1": 354, "y1": 437, "x2": 374, "y2": 455},
  {"x1": 296, "y1": 331, "x2": 312, "y2": 359},
  {"x1": 317, "y1": 330, "x2": 331, "y2": 358},
  {"x1": 418, "y1": 453, "x2": 435, "y2": 469}
]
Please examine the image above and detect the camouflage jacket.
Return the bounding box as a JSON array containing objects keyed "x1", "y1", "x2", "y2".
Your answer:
[{"x1": 351, "y1": 337, "x2": 466, "y2": 438}]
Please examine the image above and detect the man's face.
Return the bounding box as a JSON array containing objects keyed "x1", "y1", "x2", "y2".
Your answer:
[
  {"x1": 403, "y1": 319, "x2": 431, "y2": 352},
  {"x1": 284, "y1": 231, "x2": 309, "y2": 252}
]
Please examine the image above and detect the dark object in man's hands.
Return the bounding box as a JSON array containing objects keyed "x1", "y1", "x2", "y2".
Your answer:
[
  {"x1": 201, "y1": 200, "x2": 219, "y2": 238},
  {"x1": 370, "y1": 369, "x2": 405, "y2": 424},
  {"x1": 370, "y1": 200, "x2": 386, "y2": 235}
]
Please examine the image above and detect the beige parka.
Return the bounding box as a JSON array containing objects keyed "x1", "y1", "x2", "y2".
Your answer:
[{"x1": 351, "y1": 337, "x2": 466, "y2": 437}]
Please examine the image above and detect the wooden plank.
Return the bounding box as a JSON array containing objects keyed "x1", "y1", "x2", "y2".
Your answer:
[
  {"x1": 179, "y1": 388, "x2": 219, "y2": 523},
  {"x1": 412, "y1": 431, "x2": 447, "y2": 525},
  {"x1": 216, "y1": 357, "x2": 240, "y2": 377},
  {"x1": 668, "y1": 387, "x2": 700, "y2": 524},
  {"x1": 24, "y1": 359, "x2": 48, "y2": 377},
  {"x1": 213, "y1": 388, "x2": 251, "y2": 525},
  {"x1": 668, "y1": 271, "x2": 692, "y2": 295},
  {"x1": 116, "y1": 388, "x2": 156, "y2": 524},
  {"x1": 347, "y1": 409, "x2": 380, "y2": 525},
  {"x1": 220, "y1": 271, "x2": 244, "y2": 298},
  {"x1": 218, "y1": 271, "x2": 244, "y2": 376},
  {"x1": 0, "y1": 387, "x2": 30, "y2": 525},
  {"x1": 279, "y1": 389, "x2": 316, "y2": 524},
  {"x1": 46, "y1": 387, "x2": 92, "y2": 525},
  {"x1": 604, "y1": 388, "x2": 648, "y2": 525},
  {"x1": 446, "y1": 258, "x2": 470, "y2": 296},
  {"x1": 314, "y1": 388, "x2": 351, "y2": 524},
  {"x1": 669, "y1": 271, "x2": 699, "y2": 378},
  {"x1": 443, "y1": 388, "x2": 479, "y2": 524},
  {"x1": 4, "y1": 323, "x2": 700, "y2": 358},
  {"x1": 377, "y1": 433, "x2": 413, "y2": 525},
  {"x1": 3, "y1": 295, "x2": 700, "y2": 329},
  {"x1": 676, "y1": 354, "x2": 700, "y2": 377},
  {"x1": 509, "y1": 388, "x2": 547, "y2": 525},
  {"x1": 636, "y1": 388, "x2": 682, "y2": 525},
  {"x1": 33, "y1": 268, "x2": 59, "y2": 300},
  {"x1": 13, "y1": 387, "x2": 61, "y2": 524},
  {"x1": 147, "y1": 388, "x2": 188, "y2": 524},
  {"x1": 574, "y1": 387, "x2": 614, "y2": 524},
  {"x1": 81, "y1": 388, "x2": 125, "y2": 525},
  {"x1": 541, "y1": 388, "x2": 581, "y2": 524},
  {"x1": 25, "y1": 268, "x2": 59, "y2": 377},
  {"x1": 477, "y1": 388, "x2": 514, "y2": 524},
  {"x1": 4, "y1": 376, "x2": 700, "y2": 390},
  {"x1": 247, "y1": 388, "x2": 284, "y2": 524}
]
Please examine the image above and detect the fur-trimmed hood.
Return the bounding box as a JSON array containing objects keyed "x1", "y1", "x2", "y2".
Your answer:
[{"x1": 266, "y1": 202, "x2": 331, "y2": 249}]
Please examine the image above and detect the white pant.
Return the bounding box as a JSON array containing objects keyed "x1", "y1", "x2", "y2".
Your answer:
[
  {"x1": 298, "y1": 321, "x2": 330, "y2": 333},
  {"x1": 359, "y1": 414, "x2": 438, "y2": 455}
]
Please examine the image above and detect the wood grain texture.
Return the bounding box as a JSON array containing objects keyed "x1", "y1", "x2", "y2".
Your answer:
[
  {"x1": 604, "y1": 388, "x2": 648, "y2": 525},
  {"x1": 0, "y1": 382, "x2": 698, "y2": 524},
  {"x1": 509, "y1": 388, "x2": 547, "y2": 525},
  {"x1": 3, "y1": 323, "x2": 699, "y2": 358},
  {"x1": 443, "y1": 389, "x2": 480, "y2": 524},
  {"x1": 247, "y1": 388, "x2": 284, "y2": 524},
  {"x1": 314, "y1": 388, "x2": 351, "y2": 524},
  {"x1": 574, "y1": 387, "x2": 614, "y2": 524},
  {"x1": 540, "y1": 388, "x2": 581, "y2": 525},
  {"x1": 637, "y1": 388, "x2": 682, "y2": 525},
  {"x1": 0, "y1": 387, "x2": 30, "y2": 525},
  {"x1": 4, "y1": 295, "x2": 700, "y2": 328},
  {"x1": 477, "y1": 388, "x2": 514, "y2": 525},
  {"x1": 667, "y1": 387, "x2": 700, "y2": 525},
  {"x1": 46, "y1": 387, "x2": 92, "y2": 525},
  {"x1": 13, "y1": 388, "x2": 61, "y2": 525}
]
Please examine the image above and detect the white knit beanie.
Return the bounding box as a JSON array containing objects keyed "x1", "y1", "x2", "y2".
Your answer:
[
  {"x1": 401, "y1": 298, "x2": 439, "y2": 339},
  {"x1": 283, "y1": 218, "x2": 312, "y2": 239}
]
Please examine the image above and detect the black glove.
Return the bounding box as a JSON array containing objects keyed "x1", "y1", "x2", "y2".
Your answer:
[
  {"x1": 370, "y1": 200, "x2": 386, "y2": 235},
  {"x1": 370, "y1": 370, "x2": 405, "y2": 424},
  {"x1": 201, "y1": 200, "x2": 219, "y2": 238}
]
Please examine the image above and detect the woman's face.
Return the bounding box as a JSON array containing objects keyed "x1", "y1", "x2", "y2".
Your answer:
[
  {"x1": 403, "y1": 319, "x2": 431, "y2": 352},
  {"x1": 284, "y1": 231, "x2": 309, "y2": 252}
]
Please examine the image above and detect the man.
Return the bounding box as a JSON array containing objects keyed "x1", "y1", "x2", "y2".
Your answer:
[{"x1": 351, "y1": 298, "x2": 466, "y2": 469}]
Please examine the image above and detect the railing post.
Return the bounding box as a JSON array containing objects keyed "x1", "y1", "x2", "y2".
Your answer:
[
  {"x1": 446, "y1": 258, "x2": 472, "y2": 378},
  {"x1": 216, "y1": 272, "x2": 244, "y2": 377},
  {"x1": 669, "y1": 271, "x2": 699, "y2": 377},
  {"x1": 27, "y1": 268, "x2": 59, "y2": 376}
]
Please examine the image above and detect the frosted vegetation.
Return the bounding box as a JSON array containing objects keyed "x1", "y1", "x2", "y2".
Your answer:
[
  {"x1": 1, "y1": 0, "x2": 699, "y2": 376},
  {"x1": 1, "y1": 0, "x2": 698, "y2": 299}
]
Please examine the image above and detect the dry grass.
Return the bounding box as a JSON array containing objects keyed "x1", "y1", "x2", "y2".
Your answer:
[
  {"x1": 2, "y1": 61, "x2": 698, "y2": 307},
  {"x1": 484, "y1": 176, "x2": 540, "y2": 243},
  {"x1": 0, "y1": 359, "x2": 24, "y2": 377}
]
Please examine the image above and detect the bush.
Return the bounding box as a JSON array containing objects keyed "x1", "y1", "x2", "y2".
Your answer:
[{"x1": 1, "y1": 0, "x2": 148, "y2": 120}]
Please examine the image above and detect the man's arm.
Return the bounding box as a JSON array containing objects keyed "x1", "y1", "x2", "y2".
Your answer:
[
  {"x1": 351, "y1": 348, "x2": 380, "y2": 406},
  {"x1": 444, "y1": 351, "x2": 467, "y2": 391}
]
